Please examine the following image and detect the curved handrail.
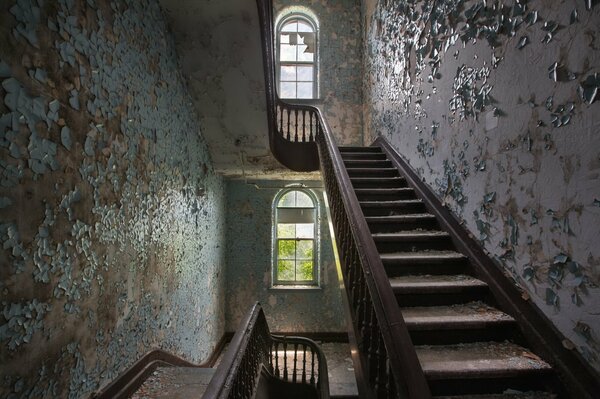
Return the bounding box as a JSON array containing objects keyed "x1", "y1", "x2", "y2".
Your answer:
[
  {"x1": 203, "y1": 302, "x2": 329, "y2": 399},
  {"x1": 256, "y1": 0, "x2": 319, "y2": 172}
]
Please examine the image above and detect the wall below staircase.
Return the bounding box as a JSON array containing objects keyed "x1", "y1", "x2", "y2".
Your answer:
[
  {"x1": 224, "y1": 179, "x2": 345, "y2": 333},
  {"x1": 0, "y1": 0, "x2": 226, "y2": 397},
  {"x1": 362, "y1": 0, "x2": 600, "y2": 372}
]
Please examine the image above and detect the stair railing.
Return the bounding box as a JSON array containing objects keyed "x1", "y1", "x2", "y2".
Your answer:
[
  {"x1": 256, "y1": 0, "x2": 431, "y2": 397},
  {"x1": 203, "y1": 302, "x2": 328, "y2": 399}
]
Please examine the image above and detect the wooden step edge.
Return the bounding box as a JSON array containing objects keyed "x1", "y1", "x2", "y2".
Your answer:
[
  {"x1": 380, "y1": 251, "x2": 468, "y2": 262},
  {"x1": 373, "y1": 231, "x2": 450, "y2": 240},
  {"x1": 390, "y1": 276, "x2": 488, "y2": 293},
  {"x1": 401, "y1": 302, "x2": 516, "y2": 330}
]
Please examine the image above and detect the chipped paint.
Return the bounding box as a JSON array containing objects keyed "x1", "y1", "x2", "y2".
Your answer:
[
  {"x1": 224, "y1": 180, "x2": 345, "y2": 333},
  {"x1": 364, "y1": 0, "x2": 600, "y2": 372},
  {"x1": 0, "y1": 0, "x2": 226, "y2": 397}
]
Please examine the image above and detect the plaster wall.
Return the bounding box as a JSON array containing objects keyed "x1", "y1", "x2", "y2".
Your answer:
[
  {"x1": 275, "y1": 0, "x2": 364, "y2": 146},
  {"x1": 224, "y1": 179, "x2": 345, "y2": 333},
  {"x1": 0, "y1": 0, "x2": 226, "y2": 397},
  {"x1": 363, "y1": 0, "x2": 600, "y2": 372}
]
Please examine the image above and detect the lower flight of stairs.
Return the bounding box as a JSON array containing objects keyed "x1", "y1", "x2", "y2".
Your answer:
[{"x1": 340, "y1": 146, "x2": 562, "y2": 398}]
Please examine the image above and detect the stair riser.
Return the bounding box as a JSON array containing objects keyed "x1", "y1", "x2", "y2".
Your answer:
[
  {"x1": 356, "y1": 191, "x2": 417, "y2": 201},
  {"x1": 340, "y1": 153, "x2": 387, "y2": 160},
  {"x1": 351, "y1": 179, "x2": 407, "y2": 188},
  {"x1": 395, "y1": 290, "x2": 489, "y2": 307},
  {"x1": 339, "y1": 146, "x2": 382, "y2": 153},
  {"x1": 375, "y1": 237, "x2": 454, "y2": 252},
  {"x1": 408, "y1": 326, "x2": 518, "y2": 346},
  {"x1": 367, "y1": 219, "x2": 439, "y2": 233},
  {"x1": 427, "y1": 375, "x2": 557, "y2": 397},
  {"x1": 343, "y1": 160, "x2": 392, "y2": 168},
  {"x1": 361, "y1": 203, "x2": 427, "y2": 216},
  {"x1": 347, "y1": 169, "x2": 399, "y2": 178},
  {"x1": 383, "y1": 261, "x2": 469, "y2": 277}
]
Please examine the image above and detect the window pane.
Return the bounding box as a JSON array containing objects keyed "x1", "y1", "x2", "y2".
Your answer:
[
  {"x1": 296, "y1": 223, "x2": 314, "y2": 239},
  {"x1": 280, "y1": 82, "x2": 296, "y2": 98},
  {"x1": 297, "y1": 45, "x2": 314, "y2": 62},
  {"x1": 297, "y1": 82, "x2": 313, "y2": 99},
  {"x1": 280, "y1": 44, "x2": 297, "y2": 62},
  {"x1": 281, "y1": 21, "x2": 297, "y2": 32},
  {"x1": 294, "y1": 191, "x2": 313, "y2": 207},
  {"x1": 297, "y1": 261, "x2": 314, "y2": 281},
  {"x1": 281, "y1": 66, "x2": 296, "y2": 81},
  {"x1": 278, "y1": 260, "x2": 295, "y2": 281},
  {"x1": 297, "y1": 21, "x2": 313, "y2": 32},
  {"x1": 297, "y1": 66, "x2": 313, "y2": 82},
  {"x1": 296, "y1": 240, "x2": 313, "y2": 259},
  {"x1": 278, "y1": 191, "x2": 296, "y2": 207},
  {"x1": 278, "y1": 239, "x2": 296, "y2": 259},
  {"x1": 280, "y1": 33, "x2": 290, "y2": 44},
  {"x1": 277, "y1": 223, "x2": 296, "y2": 238}
]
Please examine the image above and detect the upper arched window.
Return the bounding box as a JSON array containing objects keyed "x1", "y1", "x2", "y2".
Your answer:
[
  {"x1": 272, "y1": 188, "x2": 319, "y2": 286},
  {"x1": 276, "y1": 13, "x2": 318, "y2": 99}
]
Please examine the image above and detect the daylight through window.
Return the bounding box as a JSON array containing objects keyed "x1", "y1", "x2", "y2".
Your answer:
[
  {"x1": 277, "y1": 15, "x2": 318, "y2": 99},
  {"x1": 273, "y1": 189, "x2": 318, "y2": 285}
]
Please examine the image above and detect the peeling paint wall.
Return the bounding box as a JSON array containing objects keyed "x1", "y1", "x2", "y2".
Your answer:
[
  {"x1": 224, "y1": 179, "x2": 345, "y2": 333},
  {"x1": 363, "y1": 0, "x2": 600, "y2": 372},
  {"x1": 275, "y1": 0, "x2": 364, "y2": 146},
  {"x1": 0, "y1": 0, "x2": 226, "y2": 397}
]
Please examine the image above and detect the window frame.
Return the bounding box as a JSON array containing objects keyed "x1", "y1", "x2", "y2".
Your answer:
[
  {"x1": 275, "y1": 12, "x2": 319, "y2": 100},
  {"x1": 271, "y1": 188, "x2": 320, "y2": 287}
]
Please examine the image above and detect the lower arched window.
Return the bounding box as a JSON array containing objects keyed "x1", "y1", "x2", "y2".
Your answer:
[{"x1": 273, "y1": 188, "x2": 318, "y2": 286}]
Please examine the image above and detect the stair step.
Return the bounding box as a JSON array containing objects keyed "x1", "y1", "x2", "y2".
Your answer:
[
  {"x1": 402, "y1": 301, "x2": 514, "y2": 330},
  {"x1": 360, "y1": 199, "x2": 426, "y2": 215},
  {"x1": 354, "y1": 187, "x2": 416, "y2": 201},
  {"x1": 132, "y1": 367, "x2": 216, "y2": 398},
  {"x1": 343, "y1": 159, "x2": 392, "y2": 168},
  {"x1": 404, "y1": 301, "x2": 518, "y2": 345},
  {"x1": 339, "y1": 146, "x2": 382, "y2": 152},
  {"x1": 373, "y1": 231, "x2": 453, "y2": 252},
  {"x1": 390, "y1": 275, "x2": 488, "y2": 306},
  {"x1": 381, "y1": 251, "x2": 469, "y2": 276},
  {"x1": 340, "y1": 152, "x2": 387, "y2": 160},
  {"x1": 417, "y1": 342, "x2": 553, "y2": 395},
  {"x1": 346, "y1": 167, "x2": 399, "y2": 177},
  {"x1": 435, "y1": 392, "x2": 557, "y2": 398},
  {"x1": 366, "y1": 214, "x2": 439, "y2": 232},
  {"x1": 351, "y1": 176, "x2": 407, "y2": 188}
]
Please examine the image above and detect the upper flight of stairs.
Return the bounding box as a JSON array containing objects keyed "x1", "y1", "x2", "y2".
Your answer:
[{"x1": 339, "y1": 146, "x2": 562, "y2": 398}]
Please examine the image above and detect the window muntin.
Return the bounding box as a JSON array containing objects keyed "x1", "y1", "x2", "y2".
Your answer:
[
  {"x1": 277, "y1": 15, "x2": 318, "y2": 99},
  {"x1": 273, "y1": 189, "x2": 318, "y2": 286}
]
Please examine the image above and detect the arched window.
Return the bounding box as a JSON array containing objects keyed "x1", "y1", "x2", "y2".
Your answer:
[
  {"x1": 276, "y1": 13, "x2": 318, "y2": 99},
  {"x1": 272, "y1": 189, "x2": 318, "y2": 286}
]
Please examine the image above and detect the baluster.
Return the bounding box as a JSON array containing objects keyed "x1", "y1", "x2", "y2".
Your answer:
[
  {"x1": 293, "y1": 343, "x2": 298, "y2": 383},
  {"x1": 302, "y1": 344, "x2": 307, "y2": 384},
  {"x1": 310, "y1": 347, "x2": 316, "y2": 385},
  {"x1": 275, "y1": 341, "x2": 280, "y2": 378},
  {"x1": 302, "y1": 110, "x2": 306, "y2": 142},
  {"x1": 283, "y1": 339, "x2": 288, "y2": 381},
  {"x1": 286, "y1": 108, "x2": 292, "y2": 140},
  {"x1": 294, "y1": 110, "x2": 299, "y2": 142},
  {"x1": 309, "y1": 111, "x2": 314, "y2": 141},
  {"x1": 279, "y1": 105, "x2": 284, "y2": 137}
]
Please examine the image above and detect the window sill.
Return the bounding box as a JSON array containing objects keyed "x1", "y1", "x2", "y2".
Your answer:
[{"x1": 269, "y1": 285, "x2": 322, "y2": 291}]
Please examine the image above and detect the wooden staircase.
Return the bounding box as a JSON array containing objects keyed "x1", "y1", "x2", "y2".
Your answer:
[{"x1": 339, "y1": 146, "x2": 561, "y2": 398}]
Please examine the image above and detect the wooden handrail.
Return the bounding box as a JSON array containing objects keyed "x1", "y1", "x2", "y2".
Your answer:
[
  {"x1": 256, "y1": 0, "x2": 430, "y2": 396},
  {"x1": 203, "y1": 302, "x2": 329, "y2": 399},
  {"x1": 315, "y1": 112, "x2": 431, "y2": 399}
]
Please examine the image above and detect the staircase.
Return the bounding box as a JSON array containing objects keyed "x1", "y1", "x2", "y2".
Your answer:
[{"x1": 338, "y1": 146, "x2": 561, "y2": 398}]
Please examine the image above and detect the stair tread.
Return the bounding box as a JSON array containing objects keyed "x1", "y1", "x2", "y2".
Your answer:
[
  {"x1": 401, "y1": 301, "x2": 515, "y2": 329},
  {"x1": 373, "y1": 231, "x2": 449, "y2": 239},
  {"x1": 390, "y1": 275, "x2": 487, "y2": 291},
  {"x1": 416, "y1": 342, "x2": 552, "y2": 380},
  {"x1": 351, "y1": 176, "x2": 405, "y2": 181},
  {"x1": 132, "y1": 367, "x2": 215, "y2": 398},
  {"x1": 360, "y1": 199, "x2": 422, "y2": 206},
  {"x1": 366, "y1": 214, "x2": 436, "y2": 221},
  {"x1": 346, "y1": 167, "x2": 397, "y2": 172},
  {"x1": 339, "y1": 146, "x2": 381, "y2": 152},
  {"x1": 355, "y1": 187, "x2": 413, "y2": 192},
  {"x1": 381, "y1": 250, "x2": 467, "y2": 261},
  {"x1": 435, "y1": 393, "x2": 557, "y2": 399}
]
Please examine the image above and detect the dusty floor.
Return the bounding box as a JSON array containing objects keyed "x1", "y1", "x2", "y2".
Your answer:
[{"x1": 130, "y1": 342, "x2": 357, "y2": 398}]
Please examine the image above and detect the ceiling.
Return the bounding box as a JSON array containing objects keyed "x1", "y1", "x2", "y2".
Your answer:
[{"x1": 159, "y1": 0, "x2": 320, "y2": 180}]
